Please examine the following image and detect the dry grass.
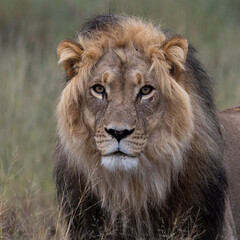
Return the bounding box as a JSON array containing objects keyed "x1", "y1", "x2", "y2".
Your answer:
[
  {"x1": 0, "y1": 159, "x2": 66, "y2": 240},
  {"x1": 0, "y1": 0, "x2": 240, "y2": 239}
]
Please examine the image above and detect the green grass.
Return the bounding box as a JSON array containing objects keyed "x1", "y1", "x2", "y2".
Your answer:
[{"x1": 0, "y1": 0, "x2": 240, "y2": 238}]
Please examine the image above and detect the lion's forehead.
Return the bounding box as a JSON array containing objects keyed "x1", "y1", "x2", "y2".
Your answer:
[{"x1": 89, "y1": 48, "x2": 152, "y2": 87}]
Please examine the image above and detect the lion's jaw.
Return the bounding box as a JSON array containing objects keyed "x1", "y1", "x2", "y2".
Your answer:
[{"x1": 101, "y1": 154, "x2": 139, "y2": 171}]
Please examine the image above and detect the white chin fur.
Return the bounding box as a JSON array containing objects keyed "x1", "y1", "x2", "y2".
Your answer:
[{"x1": 101, "y1": 154, "x2": 138, "y2": 171}]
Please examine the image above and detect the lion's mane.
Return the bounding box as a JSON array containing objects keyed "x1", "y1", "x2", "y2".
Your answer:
[{"x1": 54, "y1": 15, "x2": 227, "y2": 239}]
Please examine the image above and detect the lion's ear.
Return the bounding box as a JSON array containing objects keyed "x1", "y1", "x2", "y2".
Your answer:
[
  {"x1": 161, "y1": 36, "x2": 188, "y2": 76},
  {"x1": 57, "y1": 39, "x2": 83, "y2": 79}
]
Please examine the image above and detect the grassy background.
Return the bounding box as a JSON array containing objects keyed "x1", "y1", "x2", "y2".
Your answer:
[{"x1": 0, "y1": 0, "x2": 240, "y2": 239}]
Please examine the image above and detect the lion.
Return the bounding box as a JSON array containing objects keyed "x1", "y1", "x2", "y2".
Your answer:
[{"x1": 54, "y1": 15, "x2": 239, "y2": 239}]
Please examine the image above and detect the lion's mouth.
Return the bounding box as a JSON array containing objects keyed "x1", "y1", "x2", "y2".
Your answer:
[
  {"x1": 103, "y1": 150, "x2": 135, "y2": 158},
  {"x1": 101, "y1": 151, "x2": 139, "y2": 171}
]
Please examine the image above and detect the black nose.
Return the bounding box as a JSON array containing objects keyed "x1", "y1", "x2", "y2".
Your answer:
[{"x1": 105, "y1": 128, "x2": 135, "y2": 142}]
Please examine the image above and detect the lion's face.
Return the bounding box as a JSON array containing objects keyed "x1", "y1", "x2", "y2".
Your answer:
[
  {"x1": 83, "y1": 47, "x2": 164, "y2": 170},
  {"x1": 57, "y1": 19, "x2": 194, "y2": 179}
]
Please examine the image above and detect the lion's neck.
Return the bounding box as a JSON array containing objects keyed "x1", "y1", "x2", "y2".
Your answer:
[{"x1": 90, "y1": 162, "x2": 173, "y2": 214}]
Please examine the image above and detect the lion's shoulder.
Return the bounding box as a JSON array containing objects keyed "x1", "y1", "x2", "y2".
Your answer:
[
  {"x1": 219, "y1": 105, "x2": 240, "y2": 115},
  {"x1": 218, "y1": 106, "x2": 240, "y2": 237}
]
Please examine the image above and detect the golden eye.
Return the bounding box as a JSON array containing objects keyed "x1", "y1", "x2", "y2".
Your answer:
[
  {"x1": 92, "y1": 84, "x2": 105, "y2": 94},
  {"x1": 139, "y1": 85, "x2": 153, "y2": 96}
]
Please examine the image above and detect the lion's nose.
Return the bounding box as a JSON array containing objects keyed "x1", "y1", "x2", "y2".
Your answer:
[{"x1": 105, "y1": 128, "x2": 135, "y2": 142}]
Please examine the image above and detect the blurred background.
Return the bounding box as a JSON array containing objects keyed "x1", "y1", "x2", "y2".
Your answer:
[{"x1": 0, "y1": 0, "x2": 240, "y2": 239}]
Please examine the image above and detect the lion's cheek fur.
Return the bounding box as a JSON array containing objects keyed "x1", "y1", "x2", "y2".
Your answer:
[
  {"x1": 56, "y1": 88, "x2": 99, "y2": 173},
  {"x1": 145, "y1": 79, "x2": 195, "y2": 173}
]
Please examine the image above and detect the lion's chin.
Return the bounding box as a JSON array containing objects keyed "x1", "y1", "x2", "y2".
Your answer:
[{"x1": 101, "y1": 153, "x2": 138, "y2": 171}]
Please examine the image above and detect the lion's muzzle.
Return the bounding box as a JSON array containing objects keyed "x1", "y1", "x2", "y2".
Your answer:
[{"x1": 95, "y1": 126, "x2": 146, "y2": 171}]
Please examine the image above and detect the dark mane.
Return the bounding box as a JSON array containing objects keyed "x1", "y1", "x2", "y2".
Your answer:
[
  {"x1": 186, "y1": 45, "x2": 215, "y2": 111},
  {"x1": 81, "y1": 14, "x2": 121, "y2": 37}
]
